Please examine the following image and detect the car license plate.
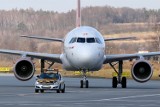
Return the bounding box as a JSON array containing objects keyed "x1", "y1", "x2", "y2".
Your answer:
[{"x1": 42, "y1": 85, "x2": 51, "y2": 88}]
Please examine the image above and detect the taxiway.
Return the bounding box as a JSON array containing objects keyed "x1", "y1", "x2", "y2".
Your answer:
[{"x1": 0, "y1": 74, "x2": 160, "y2": 107}]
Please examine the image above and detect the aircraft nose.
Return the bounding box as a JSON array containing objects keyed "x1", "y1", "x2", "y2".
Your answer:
[
  {"x1": 80, "y1": 51, "x2": 92, "y2": 63},
  {"x1": 77, "y1": 46, "x2": 98, "y2": 69}
]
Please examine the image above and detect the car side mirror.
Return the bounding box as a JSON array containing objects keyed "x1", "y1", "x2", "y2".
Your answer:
[{"x1": 36, "y1": 75, "x2": 40, "y2": 79}]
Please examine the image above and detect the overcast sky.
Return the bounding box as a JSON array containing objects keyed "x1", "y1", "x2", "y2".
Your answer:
[{"x1": 0, "y1": 0, "x2": 159, "y2": 12}]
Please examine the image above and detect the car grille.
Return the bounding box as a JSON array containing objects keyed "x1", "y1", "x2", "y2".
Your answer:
[{"x1": 42, "y1": 86, "x2": 51, "y2": 89}]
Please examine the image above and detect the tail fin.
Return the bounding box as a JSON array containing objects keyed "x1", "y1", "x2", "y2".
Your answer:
[{"x1": 76, "y1": 0, "x2": 81, "y2": 27}]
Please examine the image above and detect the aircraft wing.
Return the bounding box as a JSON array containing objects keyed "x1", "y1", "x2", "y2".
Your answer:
[
  {"x1": 104, "y1": 52, "x2": 160, "y2": 63},
  {"x1": 104, "y1": 37, "x2": 136, "y2": 41},
  {"x1": 21, "y1": 35, "x2": 64, "y2": 42},
  {"x1": 0, "y1": 49, "x2": 62, "y2": 63}
]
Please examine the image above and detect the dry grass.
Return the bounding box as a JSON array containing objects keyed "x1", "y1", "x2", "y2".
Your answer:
[
  {"x1": 32, "y1": 61, "x2": 160, "y2": 80},
  {"x1": 103, "y1": 32, "x2": 157, "y2": 47},
  {"x1": 104, "y1": 31, "x2": 155, "y2": 38},
  {"x1": 0, "y1": 30, "x2": 160, "y2": 80}
]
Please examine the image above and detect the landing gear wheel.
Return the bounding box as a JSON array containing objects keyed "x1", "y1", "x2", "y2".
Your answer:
[
  {"x1": 121, "y1": 77, "x2": 127, "y2": 88},
  {"x1": 35, "y1": 89, "x2": 39, "y2": 93},
  {"x1": 61, "y1": 84, "x2": 65, "y2": 93},
  {"x1": 80, "y1": 80, "x2": 83, "y2": 88},
  {"x1": 40, "y1": 90, "x2": 44, "y2": 93},
  {"x1": 86, "y1": 80, "x2": 89, "y2": 88},
  {"x1": 112, "y1": 77, "x2": 117, "y2": 88}
]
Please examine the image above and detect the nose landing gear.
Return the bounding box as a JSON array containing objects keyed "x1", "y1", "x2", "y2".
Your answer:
[{"x1": 80, "y1": 71, "x2": 89, "y2": 88}]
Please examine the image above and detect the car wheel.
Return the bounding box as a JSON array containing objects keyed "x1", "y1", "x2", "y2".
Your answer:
[
  {"x1": 40, "y1": 90, "x2": 44, "y2": 93},
  {"x1": 61, "y1": 84, "x2": 65, "y2": 93},
  {"x1": 56, "y1": 90, "x2": 60, "y2": 93},
  {"x1": 35, "y1": 89, "x2": 39, "y2": 93},
  {"x1": 57, "y1": 85, "x2": 61, "y2": 93}
]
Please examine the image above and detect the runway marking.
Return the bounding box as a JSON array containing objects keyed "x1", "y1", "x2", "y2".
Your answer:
[
  {"x1": 89, "y1": 94, "x2": 160, "y2": 102},
  {"x1": 37, "y1": 93, "x2": 160, "y2": 103},
  {"x1": 0, "y1": 94, "x2": 160, "y2": 107}
]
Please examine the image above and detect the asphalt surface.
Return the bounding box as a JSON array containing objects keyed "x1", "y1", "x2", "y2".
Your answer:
[{"x1": 0, "y1": 74, "x2": 160, "y2": 107}]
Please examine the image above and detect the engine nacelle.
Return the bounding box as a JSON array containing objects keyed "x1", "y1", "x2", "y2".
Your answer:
[
  {"x1": 13, "y1": 58, "x2": 35, "y2": 81},
  {"x1": 131, "y1": 60, "x2": 153, "y2": 83}
]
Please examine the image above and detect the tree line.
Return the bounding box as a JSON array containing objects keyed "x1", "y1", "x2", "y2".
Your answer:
[{"x1": 0, "y1": 6, "x2": 160, "y2": 62}]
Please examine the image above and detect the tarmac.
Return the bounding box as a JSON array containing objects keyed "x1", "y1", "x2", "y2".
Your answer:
[{"x1": 0, "y1": 74, "x2": 160, "y2": 107}]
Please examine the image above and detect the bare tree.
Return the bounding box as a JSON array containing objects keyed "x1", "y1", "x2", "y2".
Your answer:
[{"x1": 153, "y1": 22, "x2": 160, "y2": 62}]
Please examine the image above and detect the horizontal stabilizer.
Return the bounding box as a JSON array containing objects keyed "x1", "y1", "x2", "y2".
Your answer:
[
  {"x1": 104, "y1": 37, "x2": 136, "y2": 41},
  {"x1": 21, "y1": 35, "x2": 64, "y2": 42}
]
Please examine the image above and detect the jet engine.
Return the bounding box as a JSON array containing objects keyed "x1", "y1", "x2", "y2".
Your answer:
[
  {"x1": 13, "y1": 58, "x2": 35, "y2": 81},
  {"x1": 131, "y1": 60, "x2": 153, "y2": 83}
]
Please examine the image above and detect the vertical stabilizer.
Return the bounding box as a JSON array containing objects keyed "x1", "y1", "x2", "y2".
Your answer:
[{"x1": 76, "y1": 0, "x2": 81, "y2": 27}]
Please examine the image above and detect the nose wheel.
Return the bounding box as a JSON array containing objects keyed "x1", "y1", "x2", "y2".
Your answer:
[
  {"x1": 80, "y1": 71, "x2": 89, "y2": 88},
  {"x1": 80, "y1": 80, "x2": 89, "y2": 88}
]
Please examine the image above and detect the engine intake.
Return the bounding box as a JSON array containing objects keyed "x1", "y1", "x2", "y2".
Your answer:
[
  {"x1": 14, "y1": 58, "x2": 35, "y2": 81},
  {"x1": 131, "y1": 60, "x2": 153, "y2": 83}
]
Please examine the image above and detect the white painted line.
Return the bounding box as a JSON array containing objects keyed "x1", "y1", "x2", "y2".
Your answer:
[
  {"x1": 0, "y1": 73, "x2": 14, "y2": 76},
  {"x1": 89, "y1": 94, "x2": 160, "y2": 102}
]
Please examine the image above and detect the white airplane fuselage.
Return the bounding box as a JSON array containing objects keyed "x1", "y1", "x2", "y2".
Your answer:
[{"x1": 61, "y1": 26, "x2": 105, "y2": 71}]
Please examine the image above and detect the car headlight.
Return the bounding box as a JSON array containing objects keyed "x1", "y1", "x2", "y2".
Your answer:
[{"x1": 54, "y1": 82, "x2": 59, "y2": 85}]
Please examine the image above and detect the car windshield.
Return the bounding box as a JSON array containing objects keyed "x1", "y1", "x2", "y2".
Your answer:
[{"x1": 39, "y1": 73, "x2": 59, "y2": 79}]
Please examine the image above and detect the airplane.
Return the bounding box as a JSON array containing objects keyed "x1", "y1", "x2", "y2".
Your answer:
[{"x1": 0, "y1": 0, "x2": 160, "y2": 88}]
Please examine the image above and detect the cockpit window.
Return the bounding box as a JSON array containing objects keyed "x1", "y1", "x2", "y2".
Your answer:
[
  {"x1": 87, "y1": 38, "x2": 95, "y2": 43},
  {"x1": 69, "y1": 37, "x2": 102, "y2": 44},
  {"x1": 69, "y1": 37, "x2": 77, "y2": 43},
  {"x1": 95, "y1": 38, "x2": 102, "y2": 44},
  {"x1": 77, "y1": 37, "x2": 85, "y2": 43}
]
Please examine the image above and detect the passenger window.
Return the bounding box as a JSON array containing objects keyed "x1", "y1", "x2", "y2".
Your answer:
[
  {"x1": 87, "y1": 38, "x2": 95, "y2": 43},
  {"x1": 69, "y1": 38, "x2": 77, "y2": 43},
  {"x1": 77, "y1": 38, "x2": 85, "y2": 43},
  {"x1": 95, "y1": 38, "x2": 102, "y2": 44}
]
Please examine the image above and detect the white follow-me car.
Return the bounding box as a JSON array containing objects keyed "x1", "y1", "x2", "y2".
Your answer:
[{"x1": 35, "y1": 71, "x2": 65, "y2": 93}]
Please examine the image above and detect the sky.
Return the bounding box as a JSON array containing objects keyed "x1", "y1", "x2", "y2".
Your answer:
[{"x1": 0, "y1": 0, "x2": 160, "y2": 12}]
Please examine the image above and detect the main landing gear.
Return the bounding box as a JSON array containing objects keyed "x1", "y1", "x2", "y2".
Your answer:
[
  {"x1": 80, "y1": 71, "x2": 89, "y2": 88},
  {"x1": 109, "y1": 61, "x2": 127, "y2": 88}
]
